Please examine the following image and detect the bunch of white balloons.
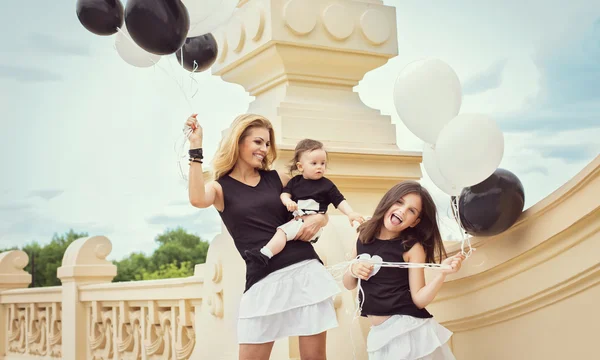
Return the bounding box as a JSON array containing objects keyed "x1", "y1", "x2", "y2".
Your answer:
[
  {"x1": 393, "y1": 58, "x2": 505, "y2": 196},
  {"x1": 114, "y1": 0, "x2": 238, "y2": 68}
]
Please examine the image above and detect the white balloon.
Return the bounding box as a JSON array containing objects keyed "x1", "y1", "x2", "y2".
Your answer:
[
  {"x1": 115, "y1": 27, "x2": 161, "y2": 68},
  {"x1": 393, "y1": 58, "x2": 462, "y2": 144},
  {"x1": 422, "y1": 143, "x2": 463, "y2": 196},
  {"x1": 435, "y1": 113, "x2": 504, "y2": 188},
  {"x1": 183, "y1": 0, "x2": 238, "y2": 37}
]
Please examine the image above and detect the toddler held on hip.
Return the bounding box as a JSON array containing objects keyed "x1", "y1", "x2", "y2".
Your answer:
[{"x1": 245, "y1": 139, "x2": 365, "y2": 267}]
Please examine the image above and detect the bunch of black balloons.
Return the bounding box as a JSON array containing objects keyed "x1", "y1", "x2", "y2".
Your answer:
[
  {"x1": 452, "y1": 168, "x2": 525, "y2": 237},
  {"x1": 75, "y1": 0, "x2": 218, "y2": 71}
]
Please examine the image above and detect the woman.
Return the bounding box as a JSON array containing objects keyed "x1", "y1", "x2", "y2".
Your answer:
[{"x1": 185, "y1": 113, "x2": 340, "y2": 360}]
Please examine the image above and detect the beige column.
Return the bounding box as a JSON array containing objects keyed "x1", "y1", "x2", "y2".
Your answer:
[
  {"x1": 192, "y1": 223, "x2": 247, "y2": 359},
  {"x1": 0, "y1": 250, "x2": 32, "y2": 356},
  {"x1": 211, "y1": 0, "x2": 422, "y2": 216},
  {"x1": 57, "y1": 236, "x2": 117, "y2": 360}
]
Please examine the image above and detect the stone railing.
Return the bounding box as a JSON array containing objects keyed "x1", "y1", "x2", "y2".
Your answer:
[
  {"x1": 0, "y1": 249, "x2": 61, "y2": 358},
  {"x1": 1, "y1": 287, "x2": 62, "y2": 357},
  {"x1": 80, "y1": 280, "x2": 200, "y2": 360},
  {"x1": 0, "y1": 236, "x2": 211, "y2": 360}
]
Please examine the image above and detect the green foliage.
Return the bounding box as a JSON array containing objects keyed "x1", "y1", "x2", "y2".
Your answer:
[
  {"x1": 112, "y1": 227, "x2": 208, "y2": 282},
  {"x1": 138, "y1": 261, "x2": 195, "y2": 280},
  {"x1": 24, "y1": 230, "x2": 87, "y2": 287},
  {"x1": 112, "y1": 252, "x2": 152, "y2": 282},
  {"x1": 0, "y1": 227, "x2": 209, "y2": 287}
]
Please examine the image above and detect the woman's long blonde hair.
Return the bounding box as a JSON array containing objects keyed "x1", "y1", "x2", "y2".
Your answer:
[{"x1": 211, "y1": 114, "x2": 278, "y2": 180}]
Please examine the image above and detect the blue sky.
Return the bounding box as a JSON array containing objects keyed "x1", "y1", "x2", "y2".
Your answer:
[{"x1": 0, "y1": 0, "x2": 599, "y2": 260}]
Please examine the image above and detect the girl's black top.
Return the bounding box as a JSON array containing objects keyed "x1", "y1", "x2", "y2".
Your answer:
[
  {"x1": 217, "y1": 170, "x2": 321, "y2": 292},
  {"x1": 356, "y1": 237, "x2": 433, "y2": 319}
]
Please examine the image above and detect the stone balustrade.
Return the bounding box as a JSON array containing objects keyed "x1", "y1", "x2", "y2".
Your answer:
[
  {"x1": 0, "y1": 236, "x2": 208, "y2": 360},
  {"x1": 0, "y1": 285, "x2": 62, "y2": 357}
]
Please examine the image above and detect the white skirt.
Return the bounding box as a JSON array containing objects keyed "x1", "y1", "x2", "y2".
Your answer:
[
  {"x1": 367, "y1": 315, "x2": 455, "y2": 360},
  {"x1": 237, "y1": 259, "x2": 341, "y2": 344}
]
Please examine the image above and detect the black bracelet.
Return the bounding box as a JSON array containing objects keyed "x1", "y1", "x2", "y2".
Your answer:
[
  {"x1": 188, "y1": 148, "x2": 203, "y2": 159},
  {"x1": 189, "y1": 158, "x2": 203, "y2": 164}
]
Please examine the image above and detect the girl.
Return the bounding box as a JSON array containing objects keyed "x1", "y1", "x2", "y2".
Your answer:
[
  {"x1": 342, "y1": 181, "x2": 465, "y2": 360},
  {"x1": 245, "y1": 138, "x2": 365, "y2": 268},
  {"x1": 185, "y1": 114, "x2": 340, "y2": 360}
]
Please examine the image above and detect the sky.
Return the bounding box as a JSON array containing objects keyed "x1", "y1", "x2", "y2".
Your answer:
[{"x1": 0, "y1": 0, "x2": 599, "y2": 261}]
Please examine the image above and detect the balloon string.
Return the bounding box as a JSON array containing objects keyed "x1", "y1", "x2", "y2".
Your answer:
[
  {"x1": 175, "y1": 126, "x2": 195, "y2": 184},
  {"x1": 349, "y1": 276, "x2": 363, "y2": 360},
  {"x1": 326, "y1": 257, "x2": 452, "y2": 319},
  {"x1": 180, "y1": 47, "x2": 184, "y2": 92},
  {"x1": 451, "y1": 196, "x2": 476, "y2": 260},
  {"x1": 114, "y1": 27, "x2": 198, "y2": 183},
  {"x1": 189, "y1": 61, "x2": 200, "y2": 99},
  {"x1": 115, "y1": 27, "x2": 194, "y2": 113},
  {"x1": 173, "y1": 49, "x2": 202, "y2": 183},
  {"x1": 176, "y1": 46, "x2": 201, "y2": 99},
  {"x1": 328, "y1": 259, "x2": 451, "y2": 274},
  {"x1": 326, "y1": 257, "x2": 362, "y2": 360},
  {"x1": 147, "y1": 56, "x2": 199, "y2": 183}
]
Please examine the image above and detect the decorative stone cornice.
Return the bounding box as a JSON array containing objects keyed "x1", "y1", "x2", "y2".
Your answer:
[
  {"x1": 212, "y1": 0, "x2": 397, "y2": 77},
  {"x1": 275, "y1": 148, "x2": 422, "y2": 188},
  {"x1": 204, "y1": 0, "x2": 418, "y2": 218},
  {"x1": 441, "y1": 261, "x2": 600, "y2": 332}
]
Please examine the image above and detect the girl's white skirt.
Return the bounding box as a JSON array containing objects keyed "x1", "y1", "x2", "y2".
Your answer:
[
  {"x1": 237, "y1": 259, "x2": 341, "y2": 344},
  {"x1": 367, "y1": 315, "x2": 455, "y2": 360}
]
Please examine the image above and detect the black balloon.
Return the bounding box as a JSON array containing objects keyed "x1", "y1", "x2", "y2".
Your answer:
[
  {"x1": 76, "y1": 0, "x2": 124, "y2": 36},
  {"x1": 175, "y1": 34, "x2": 218, "y2": 72},
  {"x1": 125, "y1": 0, "x2": 190, "y2": 55},
  {"x1": 457, "y1": 168, "x2": 525, "y2": 237}
]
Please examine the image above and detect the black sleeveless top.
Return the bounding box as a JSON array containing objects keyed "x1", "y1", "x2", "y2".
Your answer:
[
  {"x1": 217, "y1": 170, "x2": 321, "y2": 292},
  {"x1": 357, "y1": 238, "x2": 432, "y2": 318},
  {"x1": 282, "y1": 175, "x2": 346, "y2": 213}
]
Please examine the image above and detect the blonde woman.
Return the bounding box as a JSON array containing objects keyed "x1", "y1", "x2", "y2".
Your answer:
[{"x1": 185, "y1": 113, "x2": 340, "y2": 360}]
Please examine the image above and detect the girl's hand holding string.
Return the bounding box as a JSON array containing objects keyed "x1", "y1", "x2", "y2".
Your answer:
[
  {"x1": 350, "y1": 261, "x2": 374, "y2": 281},
  {"x1": 439, "y1": 252, "x2": 466, "y2": 275}
]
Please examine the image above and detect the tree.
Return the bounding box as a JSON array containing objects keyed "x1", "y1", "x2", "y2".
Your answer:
[
  {"x1": 112, "y1": 252, "x2": 152, "y2": 282},
  {"x1": 112, "y1": 227, "x2": 208, "y2": 282},
  {"x1": 139, "y1": 261, "x2": 195, "y2": 280},
  {"x1": 0, "y1": 227, "x2": 208, "y2": 286},
  {"x1": 151, "y1": 227, "x2": 209, "y2": 268},
  {"x1": 19, "y1": 230, "x2": 88, "y2": 287}
]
